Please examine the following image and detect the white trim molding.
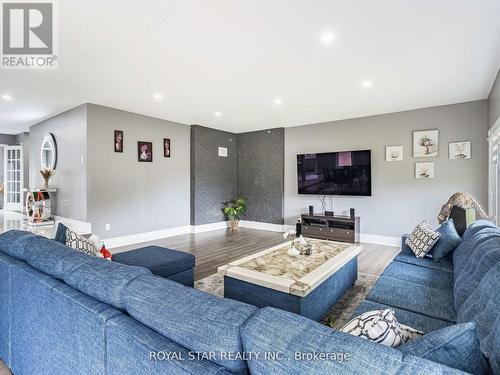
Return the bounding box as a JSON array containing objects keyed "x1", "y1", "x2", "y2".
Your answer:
[
  {"x1": 105, "y1": 225, "x2": 192, "y2": 250},
  {"x1": 239, "y1": 220, "x2": 294, "y2": 232},
  {"x1": 359, "y1": 233, "x2": 400, "y2": 247}
]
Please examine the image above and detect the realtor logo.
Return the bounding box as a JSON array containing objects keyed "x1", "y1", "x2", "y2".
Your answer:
[{"x1": 1, "y1": 0, "x2": 58, "y2": 69}]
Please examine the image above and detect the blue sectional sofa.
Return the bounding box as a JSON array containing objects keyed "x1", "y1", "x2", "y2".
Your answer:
[{"x1": 0, "y1": 221, "x2": 498, "y2": 374}]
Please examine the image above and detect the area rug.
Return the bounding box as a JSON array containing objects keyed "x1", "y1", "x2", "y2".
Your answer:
[{"x1": 194, "y1": 272, "x2": 378, "y2": 330}]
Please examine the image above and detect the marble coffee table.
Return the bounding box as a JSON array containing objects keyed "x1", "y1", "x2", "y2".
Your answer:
[{"x1": 218, "y1": 238, "x2": 363, "y2": 321}]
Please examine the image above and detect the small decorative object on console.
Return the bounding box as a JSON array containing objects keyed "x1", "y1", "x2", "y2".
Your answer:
[
  {"x1": 40, "y1": 167, "x2": 55, "y2": 189},
  {"x1": 324, "y1": 211, "x2": 334, "y2": 216},
  {"x1": 309, "y1": 205, "x2": 314, "y2": 215}
]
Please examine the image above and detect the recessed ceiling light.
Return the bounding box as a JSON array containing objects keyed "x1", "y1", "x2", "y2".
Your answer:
[
  {"x1": 362, "y1": 81, "x2": 373, "y2": 88},
  {"x1": 214, "y1": 111, "x2": 222, "y2": 117},
  {"x1": 320, "y1": 32, "x2": 335, "y2": 45},
  {"x1": 1, "y1": 94, "x2": 13, "y2": 101},
  {"x1": 152, "y1": 93, "x2": 163, "y2": 100},
  {"x1": 274, "y1": 98, "x2": 283, "y2": 106}
]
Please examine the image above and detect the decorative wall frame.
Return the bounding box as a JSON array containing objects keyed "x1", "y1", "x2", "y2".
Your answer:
[
  {"x1": 385, "y1": 146, "x2": 403, "y2": 161},
  {"x1": 114, "y1": 130, "x2": 123, "y2": 153},
  {"x1": 415, "y1": 162, "x2": 435, "y2": 179},
  {"x1": 449, "y1": 141, "x2": 471, "y2": 160},
  {"x1": 164, "y1": 138, "x2": 171, "y2": 157},
  {"x1": 138, "y1": 141, "x2": 153, "y2": 162},
  {"x1": 413, "y1": 129, "x2": 438, "y2": 157}
]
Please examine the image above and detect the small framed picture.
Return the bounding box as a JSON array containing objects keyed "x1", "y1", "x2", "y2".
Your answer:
[
  {"x1": 114, "y1": 130, "x2": 123, "y2": 153},
  {"x1": 138, "y1": 141, "x2": 153, "y2": 162},
  {"x1": 164, "y1": 138, "x2": 171, "y2": 158},
  {"x1": 413, "y1": 129, "x2": 439, "y2": 157},
  {"x1": 449, "y1": 141, "x2": 471, "y2": 160},
  {"x1": 415, "y1": 162, "x2": 435, "y2": 179},
  {"x1": 385, "y1": 146, "x2": 403, "y2": 161}
]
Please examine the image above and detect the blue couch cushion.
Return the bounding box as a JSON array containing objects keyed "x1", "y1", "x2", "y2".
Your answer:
[
  {"x1": 0, "y1": 230, "x2": 36, "y2": 259},
  {"x1": 399, "y1": 322, "x2": 488, "y2": 375},
  {"x1": 462, "y1": 220, "x2": 498, "y2": 241},
  {"x1": 123, "y1": 274, "x2": 257, "y2": 374},
  {"x1": 381, "y1": 261, "x2": 453, "y2": 290},
  {"x1": 113, "y1": 246, "x2": 195, "y2": 278},
  {"x1": 456, "y1": 263, "x2": 500, "y2": 373},
  {"x1": 431, "y1": 219, "x2": 462, "y2": 262},
  {"x1": 453, "y1": 240, "x2": 500, "y2": 312},
  {"x1": 366, "y1": 276, "x2": 456, "y2": 322},
  {"x1": 453, "y1": 228, "x2": 500, "y2": 277},
  {"x1": 54, "y1": 222, "x2": 68, "y2": 244},
  {"x1": 394, "y1": 247, "x2": 454, "y2": 273},
  {"x1": 352, "y1": 300, "x2": 453, "y2": 334},
  {"x1": 106, "y1": 314, "x2": 230, "y2": 375},
  {"x1": 241, "y1": 307, "x2": 465, "y2": 375}
]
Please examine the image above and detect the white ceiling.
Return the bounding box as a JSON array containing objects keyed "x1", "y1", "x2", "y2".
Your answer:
[{"x1": 1, "y1": 0, "x2": 499, "y2": 134}]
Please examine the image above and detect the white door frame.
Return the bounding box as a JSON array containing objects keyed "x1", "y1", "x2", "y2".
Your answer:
[
  {"x1": 3, "y1": 145, "x2": 23, "y2": 211},
  {"x1": 488, "y1": 119, "x2": 500, "y2": 224}
]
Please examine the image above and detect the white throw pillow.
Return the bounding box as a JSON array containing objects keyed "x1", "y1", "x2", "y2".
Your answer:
[
  {"x1": 341, "y1": 309, "x2": 423, "y2": 347},
  {"x1": 65, "y1": 229, "x2": 98, "y2": 256},
  {"x1": 405, "y1": 221, "x2": 441, "y2": 258}
]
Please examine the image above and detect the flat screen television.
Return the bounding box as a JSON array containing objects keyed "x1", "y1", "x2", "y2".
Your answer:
[{"x1": 297, "y1": 150, "x2": 371, "y2": 196}]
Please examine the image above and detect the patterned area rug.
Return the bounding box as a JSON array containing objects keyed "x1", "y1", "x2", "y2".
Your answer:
[{"x1": 195, "y1": 272, "x2": 378, "y2": 330}]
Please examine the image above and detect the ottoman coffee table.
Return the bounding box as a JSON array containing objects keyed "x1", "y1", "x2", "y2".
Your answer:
[{"x1": 218, "y1": 239, "x2": 362, "y2": 321}]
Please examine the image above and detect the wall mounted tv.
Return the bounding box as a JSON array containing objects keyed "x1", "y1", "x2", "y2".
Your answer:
[{"x1": 297, "y1": 150, "x2": 372, "y2": 196}]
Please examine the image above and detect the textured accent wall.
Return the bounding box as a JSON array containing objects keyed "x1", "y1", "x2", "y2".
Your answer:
[
  {"x1": 237, "y1": 128, "x2": 284, "y2": 224},
  {"x1": 191, "y1": 125, "x2": 237, "y2": 225}
]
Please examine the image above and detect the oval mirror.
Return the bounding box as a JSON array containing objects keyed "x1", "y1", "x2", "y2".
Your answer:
[{"x1": 40, "y1": 133, "x2": 57, "y2": 170}]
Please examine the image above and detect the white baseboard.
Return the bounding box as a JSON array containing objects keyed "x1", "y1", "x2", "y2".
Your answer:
[
  {"x1": 360, "y1": 233, "x2": 400, "y2": 247},
  {"x1": 105, "y1": 225, "x2": 192, "y2": 250}
]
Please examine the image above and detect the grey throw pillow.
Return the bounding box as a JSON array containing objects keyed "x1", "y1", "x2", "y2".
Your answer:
[{"x1": 405, "y1": 221, "x2": 441, "y2": 258}]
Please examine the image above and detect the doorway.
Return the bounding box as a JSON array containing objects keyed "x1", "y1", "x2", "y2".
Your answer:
[{"x1": 3, "y1": 145, "x2": 23, "y2": 211}]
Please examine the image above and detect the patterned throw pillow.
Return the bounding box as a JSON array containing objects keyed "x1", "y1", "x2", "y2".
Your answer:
[
  {"x1": 65, "y1": 228, "x2": 98, "y2": 256},
  {"x1": 405, "y1": 221, "x2": 441, "y2": 258},
  {"x1": 341, "y1": 309, "x2": 423, "y2": 347}
]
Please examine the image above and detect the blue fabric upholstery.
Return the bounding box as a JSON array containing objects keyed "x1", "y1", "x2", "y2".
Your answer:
[
  {"x1": 453, "y1": 228, "x2": 500, "y2": 276},
  {"x1": 165, "y1": 267, "x2": 195, "y2": 287},
  {"x1": 0, "y1": 252, "x2": 23, "y2": 368},
  {"x1": 381, "y1": 261, "x2": 453, "y2": 290},
  {"x1": 399, "y1": 322, "x2": 488, "y2": 375},
  {"x1": 353, "y1": 300, "x2": 453, "y2": 333},
  {"x1": 113, "y1": 245, "x2": 195, "y2": 279},
  {"x1": 431, "y1": 219, "x2": 462, "y2": 262},
  {"x1": 10, "y1": 262, "x2": 121, "y2": 375},
  {"x1": 241, "y1": 307, "x2": 465, "y2": 375},
  {"x1": 0, "y1": 230, "x2": 36, "y2": 259},
  {"x1": 106, "y1": 314, "x2": 230, "y2": 375},
  {"x1": 123, "y1": 274, "x2": 257, "y2": 374},
  {"x1": 453, "y1": 239, "x2": 500, "y2": 311},
  {"x1": 395, "y1": 244, "x2": 454, "y2": 273},
  {"x1": 54, "y1": 222, "x2": 68, "y2": 244},
  {"x1": 366, "y1": 276, "x2": 456, "y2": 322},
  {"x1": 456, "y1": 263, "x2": 500, "y2": 374},
  {"x1": 16, "y1": 234, "x2": 152, "y2": 309}
]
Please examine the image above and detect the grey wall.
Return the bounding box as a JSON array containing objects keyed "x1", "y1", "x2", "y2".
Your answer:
[
  {"x1": 29, "y1": 105, "x2": 88, "y2": 221},
  {"x1": 284, "y1": 100, "x2": 489, "y2": 237},
  {"x1": 86, "y1": 104, "x2": 190, "y2": 238},
  {"x1": 191, "y1": 125, "x2": 237, "y2": 225},
  {"x1": 489, "y1": 69, "x2": 500, "y2": 129},
  {"x1": 237, "y1": 128, "x2": 284, "y2": 224},
  {"x1": 0, "y1": 134, "x2": 16, "y2": 145}
]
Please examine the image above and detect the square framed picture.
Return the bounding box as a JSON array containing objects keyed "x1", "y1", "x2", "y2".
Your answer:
[
  {"x1": 385, "y1": 146, "x2": 403, "y2": 161},
  {"x1": 415, "y1": 162, "x2": 435, "y2": 179},
  {"x1": 138, "y1": 141, "x2": 153, "y2": 162},
  {"x1": 413, "y1": 129, "x2": 438, "y2": 157},
  {"x1": 449, "y1": 141, "x2": 471, "y2": 160},
  {"x1": 114, "y1": 130, "x2": 123, "y2": 153},
  {"x1": 164, "y1": 138, "x2": 171, "y2": 158}
]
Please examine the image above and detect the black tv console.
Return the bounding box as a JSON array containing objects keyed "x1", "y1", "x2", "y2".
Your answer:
[{"x1": 301, "y1": 214, "x2": 360, "y2": 244}]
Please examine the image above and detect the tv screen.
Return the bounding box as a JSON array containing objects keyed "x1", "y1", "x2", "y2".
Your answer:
[{"x1": 297, "y1": 150, "x2": 371, "y2": 196}]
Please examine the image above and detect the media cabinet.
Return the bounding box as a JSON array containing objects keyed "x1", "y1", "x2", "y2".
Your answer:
[{"x1": 301, "y1": 214, "x2": 360, "y2": 244}]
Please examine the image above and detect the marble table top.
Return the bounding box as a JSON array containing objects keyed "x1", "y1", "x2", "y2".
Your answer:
[{"x1": 218, "y1": 238, "x2": 363, "y2": 297}]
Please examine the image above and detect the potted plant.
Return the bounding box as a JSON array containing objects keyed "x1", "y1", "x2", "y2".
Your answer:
[
  {"x1": 40, "y1": 168, "x2": 55, "y2": 189},
  {"x1": 223, "y1": 198, "x2": 247, "y2": 231}
]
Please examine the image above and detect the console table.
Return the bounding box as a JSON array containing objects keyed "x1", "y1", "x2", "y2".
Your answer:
[
  {"x1": 301, "y1": 214, "x2": 360, "y2": 244},
  {"x1": 23, "y1": 188, "x2": 57, "y2": 227}
]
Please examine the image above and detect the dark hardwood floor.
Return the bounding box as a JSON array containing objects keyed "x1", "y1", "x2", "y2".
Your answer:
[
  {"x1": 113, "y1": 228, "x2": 286, "y2": 280},
  {"x1": 113, "y1": 228, "x2": 399, "y2": 280}
]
